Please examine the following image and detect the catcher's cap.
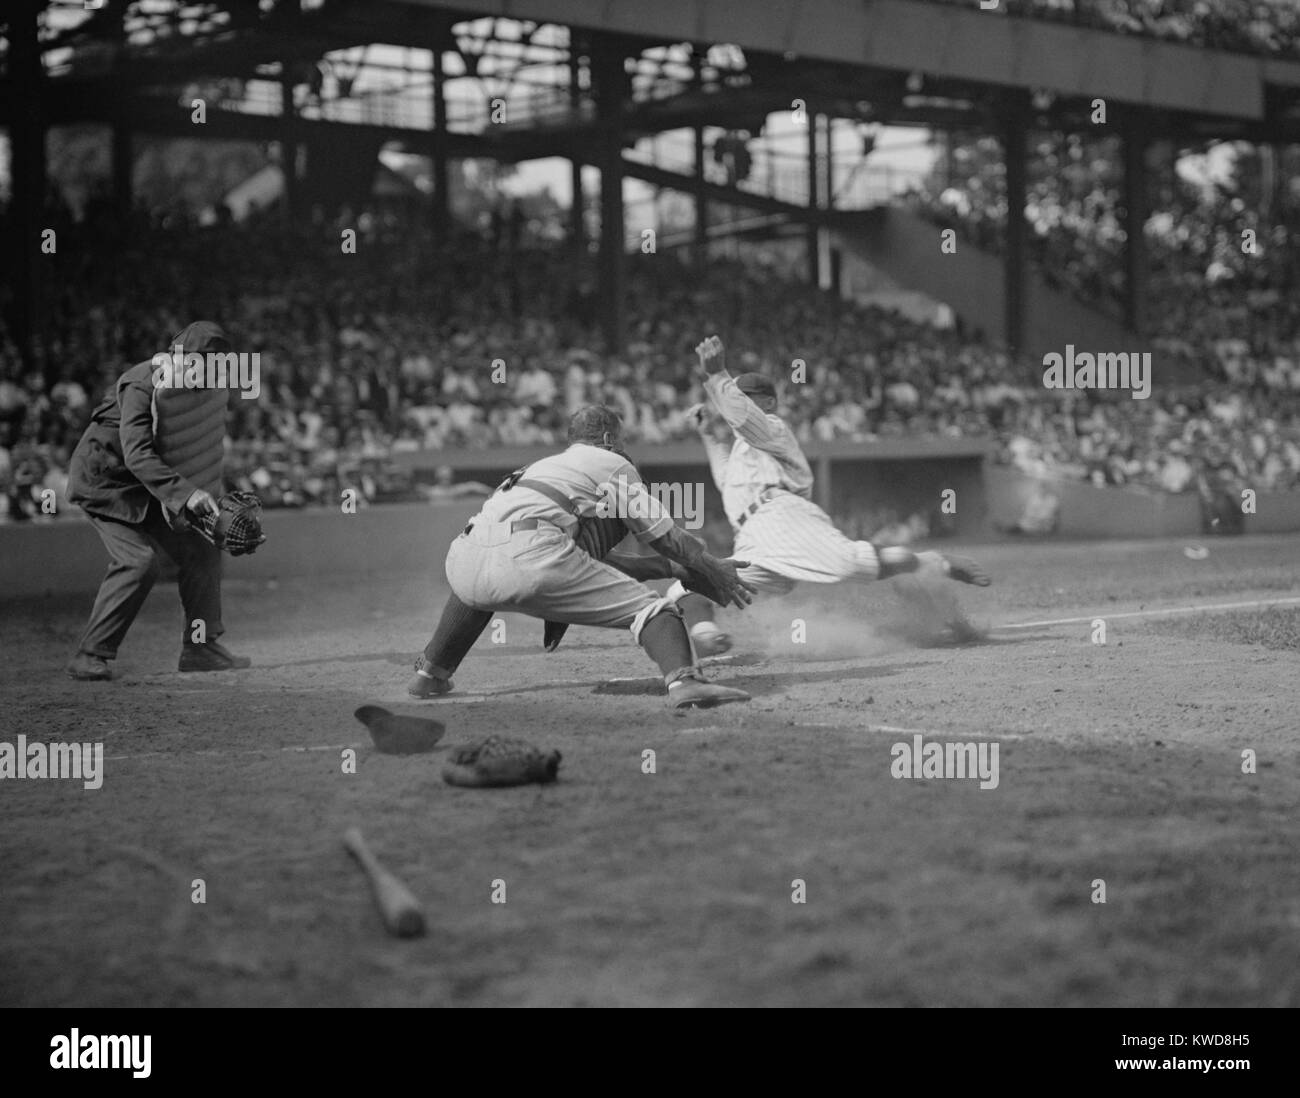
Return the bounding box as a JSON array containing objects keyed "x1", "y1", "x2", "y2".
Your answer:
[{"x1": 735, "y1": 372, "x2": 777, "y2": 400}]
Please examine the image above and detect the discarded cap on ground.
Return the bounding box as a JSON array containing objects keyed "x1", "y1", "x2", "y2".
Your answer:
[{"x1": 354, "y1": 705, "x2": 445, "y2": 754}]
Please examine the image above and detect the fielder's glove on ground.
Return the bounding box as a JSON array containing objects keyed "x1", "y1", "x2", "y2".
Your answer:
[
  {"x1": 193, "y1": 490, "x2": 268, "y2": 556},
  {"x1": 442, "y1": 736, "x2": 562, "y2": 788}
]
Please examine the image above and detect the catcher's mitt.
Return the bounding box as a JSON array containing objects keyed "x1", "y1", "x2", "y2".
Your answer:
[
  {"x1": 442, "y1": 736, "x2": 561, "y2": 788},
  {"x1": 676, "y1": 561, "x2": 737, "y2": 607},
  {"x1": 194, "y1": 491, "x2": 267, "y2": 556}
]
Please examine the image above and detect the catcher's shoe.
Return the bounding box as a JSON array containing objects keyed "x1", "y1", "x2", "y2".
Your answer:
[
  {"x1": 408, "y1": 656, "x2": 454, "y2": 698},
  {"x1": 690, "y1": 621, "x2": 732, "y2": 658},
  {"x1": 66, "y1": 651, "x2": 112, "y2": 681},
  {"x1": 666, "y1": 674, "x2": 750, "y2": 710},
  {"x1": 179, "y1": 640, "x2": 252, "y2": 672}
]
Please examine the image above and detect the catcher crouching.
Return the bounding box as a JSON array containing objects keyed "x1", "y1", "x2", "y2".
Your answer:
[
  {"x1": 64, "y1": 321, "x2": 264, "y2": 680},
  {"x1": 409, "y1": 405, "x2": 756, "y2": 709}
]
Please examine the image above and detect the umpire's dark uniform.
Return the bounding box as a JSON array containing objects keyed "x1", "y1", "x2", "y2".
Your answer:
[{"x1": 65, "y1": 321, "x2": 248, "y2": 679}]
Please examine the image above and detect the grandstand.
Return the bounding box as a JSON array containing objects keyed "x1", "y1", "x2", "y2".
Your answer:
[{"x1": 3, "y1": 0, "x2": 1300, "y2": 530}]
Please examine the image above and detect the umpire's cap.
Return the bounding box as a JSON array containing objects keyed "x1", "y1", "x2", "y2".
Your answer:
[{"x1": 735, "y1": 372, "x2": 777, "y2": 400}]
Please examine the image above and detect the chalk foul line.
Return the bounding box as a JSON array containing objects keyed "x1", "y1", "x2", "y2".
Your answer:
[{"x1": 995, "y1": 594, "x2": 1300, "y2": 631}]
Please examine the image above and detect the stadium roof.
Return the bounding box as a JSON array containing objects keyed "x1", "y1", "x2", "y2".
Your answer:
[{"x1": 6, "y1": 0, "x2": 1300, "y2": 147}]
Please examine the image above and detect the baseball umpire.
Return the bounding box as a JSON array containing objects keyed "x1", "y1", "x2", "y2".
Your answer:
[
  {"x1": 407, "y1": 404, "x2": 755, "y2": 709},
  {"x1": 64, "y1": 320, "x2": 251, "y2": 680}
]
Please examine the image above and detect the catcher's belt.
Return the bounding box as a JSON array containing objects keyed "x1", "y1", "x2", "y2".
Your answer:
[
  {"x1": 463, "y1": 517, "x2": 550, "y2": 536},
  {"x1": 494, "y1": 468, "x2": 629, "y2": 559}
]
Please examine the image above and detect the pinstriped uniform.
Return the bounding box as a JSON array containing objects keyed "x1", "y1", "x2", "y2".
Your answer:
[{"x1": 702, "y1": 374, "x2": 878, "y2": 594}]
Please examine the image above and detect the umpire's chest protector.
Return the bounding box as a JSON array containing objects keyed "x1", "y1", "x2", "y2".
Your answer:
[{"x1": 152, "y1": 385, "x2": 227, "y2": 501}]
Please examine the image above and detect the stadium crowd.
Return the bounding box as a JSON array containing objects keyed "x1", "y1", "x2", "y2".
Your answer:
[
  {"x1": 911, "y1": 135, "x2": 1300, "y2": 398},
  {"x1": 2, "y1": 206, "x2": 1299, "y2": 522}
]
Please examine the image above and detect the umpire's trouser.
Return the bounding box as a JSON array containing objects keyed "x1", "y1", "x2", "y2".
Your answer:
[{"x1": 77, "y1": 503, "x2": 224, "y2": 658}]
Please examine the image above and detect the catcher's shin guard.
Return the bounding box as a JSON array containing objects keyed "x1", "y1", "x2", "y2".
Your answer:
[
  {"x1": 637, "y1": 606, "x2": 694, "y2": 681},
  {"x1": 411, "y1": 593, "x2": 492, "y2": 696},
  {"x1": 671, "y1": 586, "x2": 717, "y2": 629},
  {"x1": 665, "y1": 584, "x2": 731, "y2": 657},
  {"x1": 638, "y1": 608, "x2": 750, "y2": 708}
]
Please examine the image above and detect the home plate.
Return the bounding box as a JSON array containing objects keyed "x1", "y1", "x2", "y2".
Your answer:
[
  {"x1": 592, "y1": 676, "x2": 665, "y2": 695},
  {"x1": 699, "y1": 652, "x2": 761, "y2": 667}
]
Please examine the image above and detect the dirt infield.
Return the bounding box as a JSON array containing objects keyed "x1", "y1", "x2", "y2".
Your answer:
[{"x1": 2, "y1": 535, "x2": 1298, "y2": 1007}]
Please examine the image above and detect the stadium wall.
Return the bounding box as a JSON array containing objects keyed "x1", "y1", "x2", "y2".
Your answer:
[
  {"x1": 1, "y1": 441, "x2": 991, "y2": 599},
  {"x1": 7, "y1": 455, "x2": 1295, "y2": 601},
  {"x1": 1247, "y1": 490, "x2": 1300, "y2": 534},
  {"x1": 0, "y1": 502, "x2": 480, "y2": 602},
  {"x1": 987, "y1": 469, "x2": 1300, "y2": 538},
  {"x1": 393, "y1": 438, "x2": 993, "y2": 542},
  {"x1": 987, "y1": 467, "x2": 1199, "y2": 538}
]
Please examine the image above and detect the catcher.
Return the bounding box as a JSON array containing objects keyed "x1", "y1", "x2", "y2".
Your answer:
[
  {"x1": 407, "y1": 405, "x2": 755, "y2": 709},
  {"x1": 64, "y1": 321, "x2": 263, "y2": 680}
]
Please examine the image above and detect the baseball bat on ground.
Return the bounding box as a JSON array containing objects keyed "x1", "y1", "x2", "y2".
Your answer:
[{"x1": 343, "y1": 827, "x2": 426, "y2": 939}]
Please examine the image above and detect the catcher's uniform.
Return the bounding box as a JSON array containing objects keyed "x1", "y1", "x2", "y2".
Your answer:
[
  {"x1": 693, "y1": 374, "x2": 878, "y2": 595},
  {"x1": 445, "y1": 444, "x2": 677, "y2": 640}
]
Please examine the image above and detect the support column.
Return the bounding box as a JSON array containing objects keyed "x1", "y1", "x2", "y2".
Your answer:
[
  {"x1": 824, "y1": 116, "x2": 835, "y2": 209},
  {"x1": 1123, "y1": 120, "x2": 1149, "y2": 335},
  {"x1": 280, "y1": 69, "x2": 300, "y2": 225},
  {"x1": 111, "y1": 121, "x2": 132, "y2": 222},
  {"x1": 109, "y1": 0, "x2": 132, "y2": 226},
  {"x1": 1001, "y1": 93, "x2": 1028, "y2": 356},
  {"x1": 9, "y1": 0, "x2": 45, "y2": 373},
  {"x1": 570, "y1": 162, "x2": 586, "y2": 254},
  {"x1": 431, "y1": 43, "x2": 450, "y2": 241},
  {"x1": 593, "y1": 43, "x2": 628, "y2": 354},
  {"x1": 694, "y1": 125, "x2": 709, "y2": 266},
  {"x1": 569, "y1": 41, "x2": 585, "y2": 254},
  {"x1": 807, "y1": 110, "x2": 820, "y2": 288},
  {"x1": 823, "y1": 115, "x2": 835, "y2": 293}
]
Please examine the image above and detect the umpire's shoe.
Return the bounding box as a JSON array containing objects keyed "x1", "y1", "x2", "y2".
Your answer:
[
  {"x1": 179, "y1": 640, "x2": 252, "y2": 672},
  {"x1": 66, "y1": 651, "x2": 112, "y2": 681},
  {"x1": 408, "y1": 655, "x2": 454, "y2": 698},
  {"x1": 666, "y1": 673, "x2": 750, "y2": 710}
]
